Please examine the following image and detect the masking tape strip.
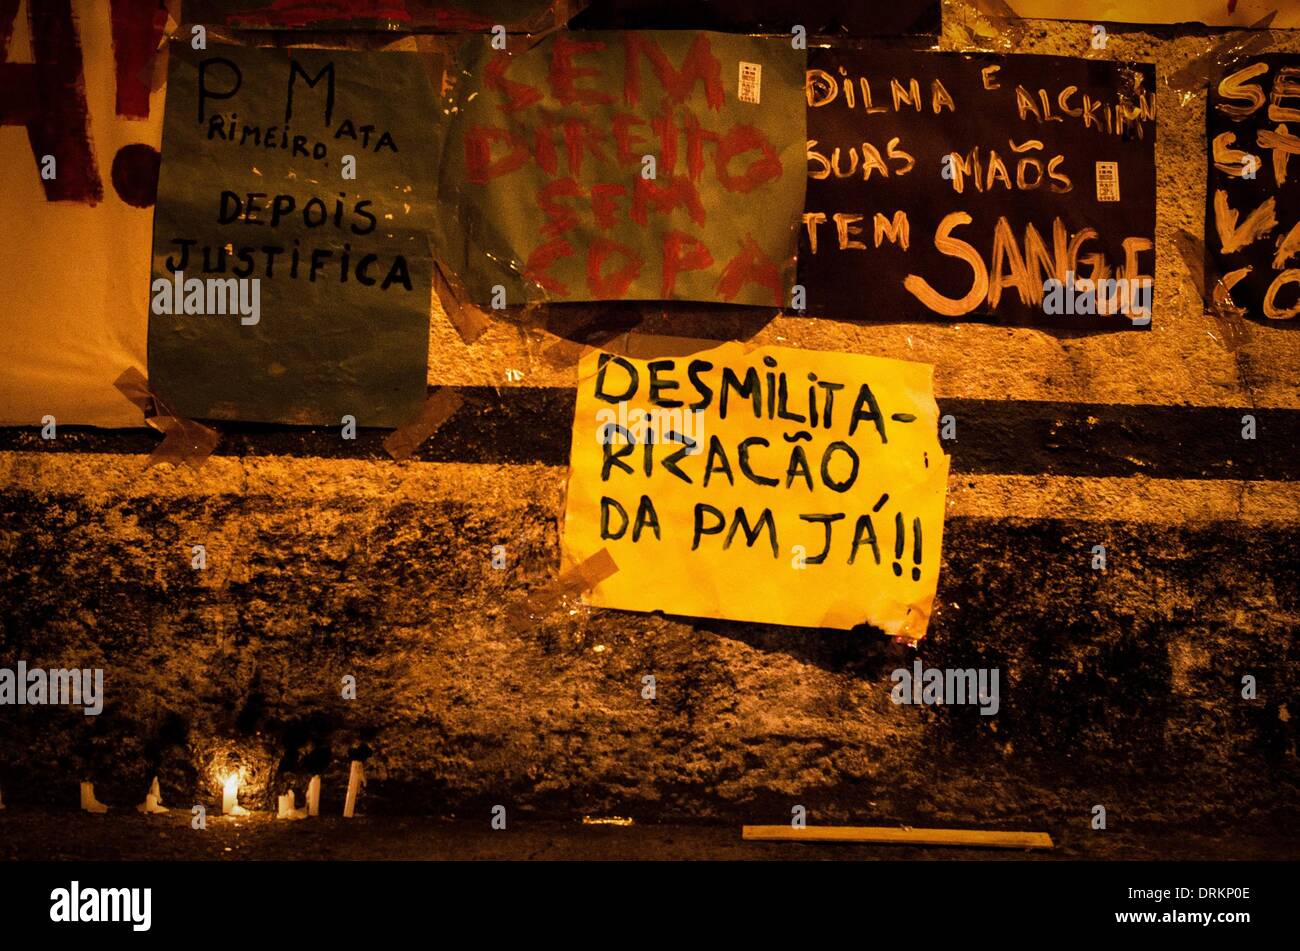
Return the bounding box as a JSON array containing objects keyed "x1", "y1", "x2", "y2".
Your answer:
[
  {"x1": 383, "y1": 386, "x2": 464, "y2": 461},
  {"x1": 541, "y1": 338, "x2": 587, "y2": 368},
  {"x1": 522, "y1": 0, "x2": 591, "y2": 47},
  {"x1": 412, "y1": 33, "x2": 450, "y2": 97},
  {"x1": 563, "y1": 328, "x2": 783, "y2": 389},
  {"x1": 525, "y1": 19, "x2": 566, "y2": 51},
  {"x1": 434, "y1": 261, "x2": 493, "y2": 345},
  {"x1": 1166, "y1": 12, "x2": 1277, "y2": 98},
  {"x1": 115, "y1": 366, "x2": 157, "y2": 416},
  {"x1": 541, "y1": 323, "x2": 644, "y2": 370},
  {"x1": 146, "y1": 11, "x2": 177, "y2": 94},
  {"x1": 113, "y1": 367, "x2": 221, "y2": 470},
  {"x1": 507, "y1": 548, "x2": 619, "y2": 628},
  {"x1": 567, "y1": 328, "x2": 771, "y2": 385},
  {"x1": 528, "y1": 304, "x2": 649, "y2": 371},
  {"x1": 559, "y1": 0, "x2": 591, "y2": 29},
  {"x1": 1173, "y1": 228, "x2": 1252, "y2": 352}
]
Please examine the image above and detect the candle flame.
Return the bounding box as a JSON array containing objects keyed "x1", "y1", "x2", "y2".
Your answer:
[{"x1": 222, "y1": 774, "x2": 238, "y2": 797}]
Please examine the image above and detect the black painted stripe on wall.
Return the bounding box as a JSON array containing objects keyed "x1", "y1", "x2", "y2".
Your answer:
[{"x1": 1, "y1": 388, "x2": 1296, "y2": 481}]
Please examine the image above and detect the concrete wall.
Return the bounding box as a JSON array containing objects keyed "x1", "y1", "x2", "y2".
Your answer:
[{"x1": 0, "y1": 3, "x2": 1297, "y2": 831}]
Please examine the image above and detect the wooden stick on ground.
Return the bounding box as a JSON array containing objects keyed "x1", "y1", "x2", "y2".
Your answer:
[{"x1": 742, "y1": 826, "x2": 1054, "y2": 850}]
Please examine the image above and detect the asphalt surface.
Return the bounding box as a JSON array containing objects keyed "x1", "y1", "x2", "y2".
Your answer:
[{"x1": 1, "y1": 811, "x2": 1296, "y2": 861}]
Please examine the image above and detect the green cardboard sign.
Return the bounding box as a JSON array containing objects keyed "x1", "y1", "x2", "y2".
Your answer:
[{"x1": 149, "y1": 44, "x2": 437, "y2": 427}]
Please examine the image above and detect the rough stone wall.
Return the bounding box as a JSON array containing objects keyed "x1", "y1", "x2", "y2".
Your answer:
[{"x1": 0, "y1": 3, "x2": 1297, "y2": 831}]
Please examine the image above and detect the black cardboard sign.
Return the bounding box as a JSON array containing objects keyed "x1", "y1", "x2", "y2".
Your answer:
[
  {"x1": 798, "y1": 49, "x2": 1157, "y2": 329},
  {"x1": 1205, "y1": 54, "x2": 1300, "y2": 327}
]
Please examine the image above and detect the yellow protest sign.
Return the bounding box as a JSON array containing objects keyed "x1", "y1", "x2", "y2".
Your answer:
[{"x1": 562, "y1": 336, "x2": 950, "y2": 640}]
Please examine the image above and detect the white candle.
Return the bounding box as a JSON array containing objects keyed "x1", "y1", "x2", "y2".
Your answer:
[
  {"x1": 80, "y1": 781, "x2": 108, "y2": 814},
  {"x1": 307, "y1": 775, "x2": 320, "y2": 817},
  {"x1": 276, "y1": 790, "x2": 307, "y2": 821},
  {"x1": 343, "y1": 762, "x2": 364, "y2": 818},
  {"x1": 221, "y1": 774, "x2": 247, "y2": 816},
  {"x1": 221, "y1": 775, "x2": 236, "y2": 814},
  {"x1": 137, "y1": 776, "x2": 169, "y2": 814}
]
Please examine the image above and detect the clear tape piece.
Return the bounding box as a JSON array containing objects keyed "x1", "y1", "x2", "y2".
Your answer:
[
  {"x1": 1166, "y1": 11, "x2": 1277, "y2": 103},
  {"x1": 507, "y1": 548, "x2": 619, "y2": 628},
  {"x1": 113, "y1": 367, "x2": 221, "y2": 470},
  {"x1": 1173, "y1": 228, "x2": 1252, "y2": 352},
  {"x1": 383, "y1": 386, "x2": 465, "y2": 460}
]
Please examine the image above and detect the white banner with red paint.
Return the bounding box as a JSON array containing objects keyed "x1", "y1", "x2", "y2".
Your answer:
[{"x1": 0, "y1": 0, "x2": 170, "y2": 426}]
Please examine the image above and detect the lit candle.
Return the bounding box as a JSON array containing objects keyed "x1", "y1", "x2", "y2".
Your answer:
[
  {"x1": 307, "y1": 775, "x2": 320, "y2": 817},
  {"x1": 221, "y1": 774, "x2": 236, "y2": 814},
  {"x1": 343, "y1": 762, "x2": 364, "y2": 818},
  {"x1": 221, "y1": 773, "x2": 247, "y2": 816}
]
